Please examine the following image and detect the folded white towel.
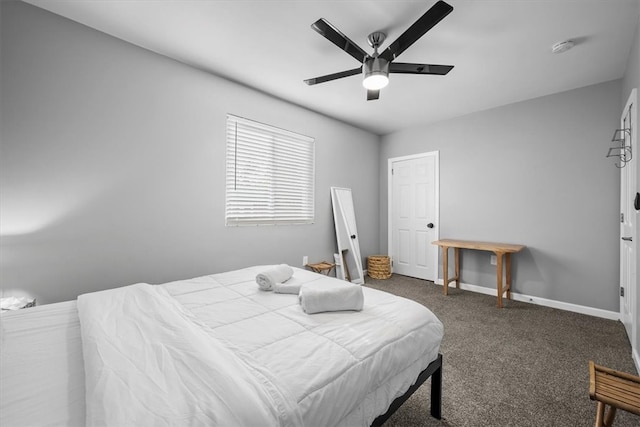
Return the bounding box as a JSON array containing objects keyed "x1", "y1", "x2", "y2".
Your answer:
[
  {"x1": 298, "y1": 283, "x2": 364, "y2": 314},
  {"x1": 273, "y1": 277, "x2": 303, "y2": 294},
  {"x1": 256, "y1": 264, "x2": 294, "y2": 291}
]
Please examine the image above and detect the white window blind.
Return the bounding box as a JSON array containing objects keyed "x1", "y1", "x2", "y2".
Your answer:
[{"x1": 225, "y1": 115, "x2": 315, "y2": 226}]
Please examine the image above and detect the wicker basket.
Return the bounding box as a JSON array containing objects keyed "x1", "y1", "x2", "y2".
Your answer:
[{"x1": 367, "y1": 255, "x2": 391, "y2": 279}]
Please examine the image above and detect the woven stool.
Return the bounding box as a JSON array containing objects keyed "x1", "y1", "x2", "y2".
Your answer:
[
  {"x1": 367, "y1": 255, "x2": 391, "y2": 279},
  {"x1": 589, "y1": 360, "x2": 640, "y2": 426},
  {"x1": 306, "y1": 261, "x2": 335, "y2": 276}
]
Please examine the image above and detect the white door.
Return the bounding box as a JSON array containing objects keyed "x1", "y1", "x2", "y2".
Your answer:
[
  {"x1": 389, "y1": 152, "x2": 439, "y2": 280},
  {"x1": 620, "y1": 88, "x2": 637, "y2": 345}
]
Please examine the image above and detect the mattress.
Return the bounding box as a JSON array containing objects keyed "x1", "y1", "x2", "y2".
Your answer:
[
  {"x1": 1, "y1": 300, "x2": 85, "y2": 426},
  {"x1": 1, "y1": 266, "x2": 443, "y2": 426}
]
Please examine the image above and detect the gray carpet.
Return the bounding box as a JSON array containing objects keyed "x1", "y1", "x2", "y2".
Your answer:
[{"x1": 363, "y1": 274, "x2": 639, "y2": 427}]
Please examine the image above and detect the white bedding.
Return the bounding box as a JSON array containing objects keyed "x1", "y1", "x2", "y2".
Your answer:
[
  {"x1": 78, "y1": 283, "x2": 303, "y2": 427},
  {"x1": 1, "y1": 266, "x2": 443, "y2": 427}
]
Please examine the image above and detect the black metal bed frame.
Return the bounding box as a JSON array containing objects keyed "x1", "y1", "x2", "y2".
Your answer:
[{"x1": 371, "y1": 353, "x2": 443, "y2": 426}]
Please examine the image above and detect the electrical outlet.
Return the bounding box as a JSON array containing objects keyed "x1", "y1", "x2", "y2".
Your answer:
[
  {"x1": 490, "y1": 255, "x2": 497, "y2": 265},
  {"x1": 303, "y1": 255, "x2": 308, "y2": 266}
]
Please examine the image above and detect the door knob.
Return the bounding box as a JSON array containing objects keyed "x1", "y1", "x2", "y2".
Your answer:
[
  {"x1": 427, "y1": 223, "x2": 434, "y2": 229},
  {"x1": 622, "y1": 236, "x2": 633, "y2": 241},
  {"x1": 350, "y1": 234, "x2": 356, "y2": 239}
]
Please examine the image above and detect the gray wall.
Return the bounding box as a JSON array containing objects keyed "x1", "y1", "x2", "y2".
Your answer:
[
  {"x1": 0, "y1": 1, "x2": 380, "y2": 304},
  {"x1": 380, "y1": 79, "x2": 622, "y2": 312},
  {"x1": 622, "y1": 16, "x2": 639, "y2": 116}
]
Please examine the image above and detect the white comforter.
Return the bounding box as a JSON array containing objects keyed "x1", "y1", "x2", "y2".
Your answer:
[
  {"x1": 76, "y1": 266, "x2": 443, "y2": 427},
  {"x1": 77, "y1": 283, "x2": 302, "y2": 427}
]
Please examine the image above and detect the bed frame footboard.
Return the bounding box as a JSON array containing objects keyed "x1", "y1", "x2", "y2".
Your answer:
[{"x1": 370, "y1": 353, "x2": 443, "y2": 426}]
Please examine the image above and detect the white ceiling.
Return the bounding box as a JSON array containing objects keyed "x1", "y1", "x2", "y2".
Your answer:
[{"x1": 24, "y1": 0, "x2": 640, "y2": 135}]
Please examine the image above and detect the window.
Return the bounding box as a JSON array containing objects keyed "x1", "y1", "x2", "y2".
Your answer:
[{"x1": 225, "y1": 115, "x2": 315, "y2": 226}]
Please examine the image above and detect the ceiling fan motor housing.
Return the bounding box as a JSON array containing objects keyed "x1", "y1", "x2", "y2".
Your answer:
[{"x1": 363, "y1": 57, "x2": 390, "y2": 89}]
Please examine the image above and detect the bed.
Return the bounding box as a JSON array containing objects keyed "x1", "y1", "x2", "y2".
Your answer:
[{"x1": 1, "y1": 265, "x2": 444, "y2": 426}]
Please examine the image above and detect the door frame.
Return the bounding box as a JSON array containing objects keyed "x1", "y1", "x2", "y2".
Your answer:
[
  {"x1": 387, "y1": 151, "x2": 440, "y2": 278},
  {"x1": 619, "y1": 88, "x2": 637, "y2": 360}
]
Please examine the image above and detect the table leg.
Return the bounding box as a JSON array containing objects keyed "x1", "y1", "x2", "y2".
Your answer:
[
  {"x1": 442, "y1": 246, "x2": 449, "y2": 296},
  {"x1": 505, "y1": 253, "x2": 512, "y2": 300},
  {"x1": 454, "y1": 248, "x2": 460, "y2": 289},
  {"x1": 595, "y1": 402, "x2": 605, "y2": 427},
  {"x1": 496, "y1": 252, "x2": 504, "y2": 308},
  {"x1": 604, "y1": 406, "x2": 617, "y2": 426}
]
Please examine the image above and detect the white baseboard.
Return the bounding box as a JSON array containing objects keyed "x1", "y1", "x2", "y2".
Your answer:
[{"x1": 433, "y1": 279, "x2": 620, "y2": 321}]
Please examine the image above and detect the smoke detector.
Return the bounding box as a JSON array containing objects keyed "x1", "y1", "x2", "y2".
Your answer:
[{"x1": 551, "y1": 40, "x2": 575, "y2": 54}]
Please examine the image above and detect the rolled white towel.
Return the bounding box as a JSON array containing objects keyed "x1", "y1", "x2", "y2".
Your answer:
[
  {"x1": 256, "y1": 264, "x2": 294, "y2": 291},
  {"x1": 273, "y1": 277, "x2": 303, "y2": 294},
  {"x1": 299, "y1": 283, "x2": 364, "y2": 314}
]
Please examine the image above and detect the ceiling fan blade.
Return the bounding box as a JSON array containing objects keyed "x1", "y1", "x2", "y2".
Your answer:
[
  {"x1": 380, "y1": 0, "x2": 453, "y2": 62},
  {"x1": 304, "y1": 67, "x2": 362, "y2": 85},
  {"x1": 390, "y1": 62, "x2": 454, "y2": 75},
  {"x1": 367, "y1": 89, "x2": 380, "y2": 101},
  {"x1": 311, "y1": 18, "x2": 368, "y2": 64}
]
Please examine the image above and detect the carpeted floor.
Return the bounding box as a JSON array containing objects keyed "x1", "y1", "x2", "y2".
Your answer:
[{"x1": 363, "y1": 274, "x2": 639, "y2": 427}]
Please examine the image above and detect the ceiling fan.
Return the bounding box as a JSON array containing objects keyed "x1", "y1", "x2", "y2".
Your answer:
[{"x1": 304, "y1": 0, "x2": 454, "y2": 101}]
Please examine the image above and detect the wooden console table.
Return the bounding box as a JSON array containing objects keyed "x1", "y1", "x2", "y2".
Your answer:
[{"x1": 431, "y1": 239, "x2": 526, "y2": 308}]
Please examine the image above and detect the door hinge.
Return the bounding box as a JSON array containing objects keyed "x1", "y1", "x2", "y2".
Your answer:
[
  {"x1": 391, "y1": 260, "x2": 394, "y2": 267},
  {"x1": 621, "y1": 213, "x2": 624, "y2": 223},
  {"x1": 391, "y1": 168, "x2": 394, "y2": 175},
  {"x1": 621, "y1": 287, "x2": 625, "y2": 297}
]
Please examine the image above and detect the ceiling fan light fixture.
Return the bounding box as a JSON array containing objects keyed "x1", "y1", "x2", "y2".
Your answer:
[
  {"x1": 362, "y1": 57, "x2": 389, "y2": 90},
  {"x1": 363, "y1": 73, "x2": 389, "y2": 90}
]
